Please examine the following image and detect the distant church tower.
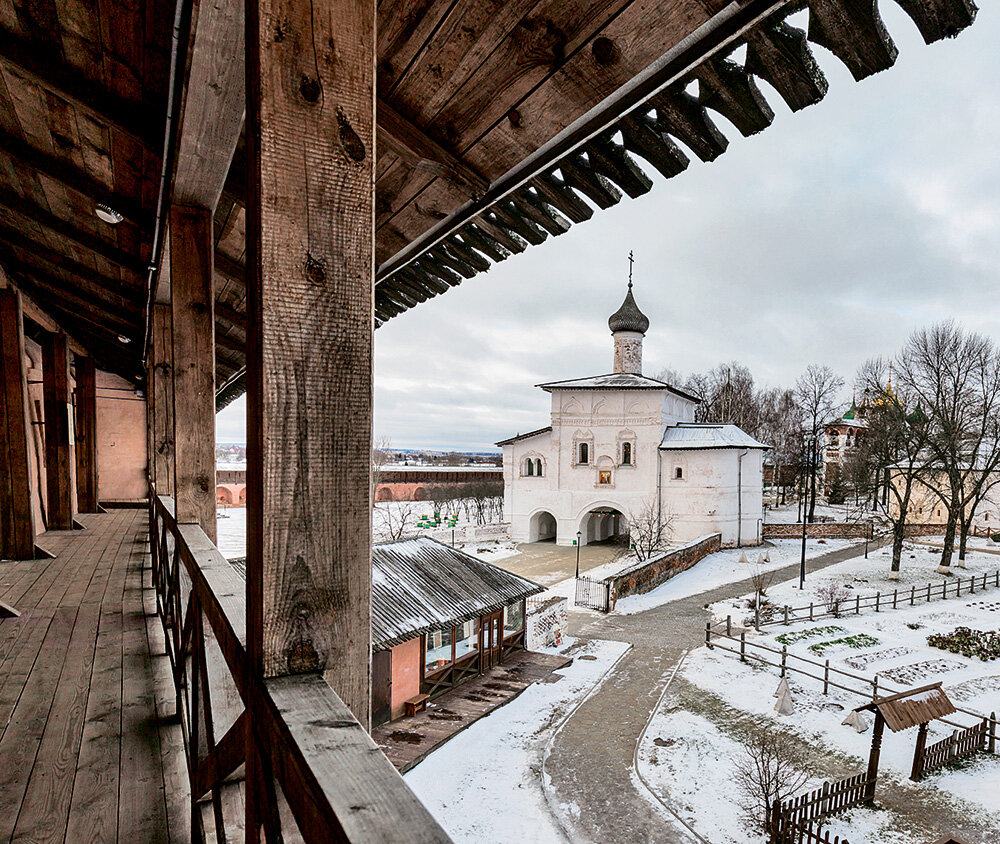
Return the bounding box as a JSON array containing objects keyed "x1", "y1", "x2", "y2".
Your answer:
[{"x1": 608, "y1": 252, "x2": 649, "y2": 375}]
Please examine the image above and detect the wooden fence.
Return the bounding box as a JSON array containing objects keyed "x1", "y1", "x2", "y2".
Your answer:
[
  {"x1": 705, "y1": 625, "x2": 998, "y2": 737},
  {"x1": 755, "y1": 569, "x2": 1000, "y2": 630},
  {"x1": 768, "y1": 774, "x2": 866, "y2": 843},
  {"x1": 915, "y1": 720, "x2": 990, "y2": 779},
  {"x1": 150, "y1": 492, "x2": 449, "y2": 843}
]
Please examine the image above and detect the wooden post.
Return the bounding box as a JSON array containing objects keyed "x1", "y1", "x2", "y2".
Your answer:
[
  {"x1": 910, "y1": 721, "x2": 928, "y2": 781},
  {"x1": 740, "y1": 631, "x2": 746, "y2": 662},
  {"x1": 780, "y1": 645, "x2": 787, "y2": 677},
  {"x1": 0, "y1": 289, "x2": 35, "y2": 558},
  {"x1": 42, "y1": 331, "x2": 73, "y2": 529},
  {"x1": 170, "y1": 205, "x2": 216, "y2": 541},
  {"x1": 705, "y1": 622, "x2": 712, "y2": 648},
  {"x1": 864, "y1": 709, "x2": 884, "y2": 802},
  {"x1": 74, "y1": 356, "x2": 98, "y2": 512},
  {"x1": 151, "y1": 303, "x2": 174, "y2": 496},
  {"x1": 823, "y1": 659, "x2": 829, "y2": 695},
  {"x1": 726, "y1": 614, "x2": 731, "y2": 637},
  {"x1": 989, "y1": 712, "x2": 996, "y2": 754},
  {"x1": 245, "y1": 0, "x2": 375, "y2": 735}
]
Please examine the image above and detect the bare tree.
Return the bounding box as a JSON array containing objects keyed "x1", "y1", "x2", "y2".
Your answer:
[
  {"x1": 795, "y1": 365, "x2": 845, "y2": 523},
  {"x1": 373, "y1": 502, "x2": 417, "y2": 542},
  {"x1": 896, "y1": 323, "x2": 1000, "y2": 571},
  {"x1": 623, "y1": 498, "x2": 674, "y2": 561},
  {"x1": 371, "y1": 435, "x2": 394, "y2": 508},
  {"x1": 759, "y1": 388, "x2": 805, "y2": 506},
  {"x1": 733, "y1": 731, "x2": 810, "y2": 833}
]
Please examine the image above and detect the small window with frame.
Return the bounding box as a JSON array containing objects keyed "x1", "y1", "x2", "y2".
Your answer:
[
  {"x1": 621, "y1": 442, "x2": 632, "y2": 465},
  {"x1": 674, "y1": 466, "x2": 684, "y2": 480},
  {"x1": 579, "y1": 442, "x2": 590, "y2": 464}
]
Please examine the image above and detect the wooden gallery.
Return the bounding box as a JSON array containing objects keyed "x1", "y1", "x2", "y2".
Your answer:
[{"x1": 371, "y1": 538, "x2": 543, "y2": 725}]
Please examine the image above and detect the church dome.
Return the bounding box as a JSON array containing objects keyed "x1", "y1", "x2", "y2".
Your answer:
[{"x1": 608, "y1": 283, "x2": 649, "y2": 334}]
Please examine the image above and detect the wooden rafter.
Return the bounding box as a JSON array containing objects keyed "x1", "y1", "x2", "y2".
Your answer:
[
  {"x1": 10, "y1": 271, "x2": 139, "y2": 335},
  {"x1": 0, "y1": 30, "x2": 164, "y2": 149},
  {"x1": 0, "y1": 128, "x2": 152, "y2": 228}
]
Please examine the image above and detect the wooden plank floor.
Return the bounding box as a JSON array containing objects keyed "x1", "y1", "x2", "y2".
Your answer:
[{"x1": 0, "y1": 509, "x2": 189, "y2": 844}]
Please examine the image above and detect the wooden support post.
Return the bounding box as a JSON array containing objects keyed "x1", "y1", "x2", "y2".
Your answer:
[
  {"x1": 823, "y1": 659, "x2": 829, "y2": 695},
  {"x1": 910, "y1": 721, "x2": 928, "y2": 781},
  {"x1": 73, "y1": 355, "x2": 98, "y2": 512},
  {"x1": 245, "y1": 0, "x2": 374, "y2": 740},
  {"x1": 989, "y1": 712, "x2": 996, "y2": 754},
  {"x1": 0, "y1": 288, "x2": 35, "y2": 558},
  {"x1": 42, "y1": 330, "x2": 73, "y2": 529},
  {"x1": 151, "y1": 303, "x2": 174, "y2": 495},
  {"x1": 170, "y1": 206, "x2": 216, "y2": 541},
  {"x1": 864, "y1": 709, "x2": 884, "y2": 802}
]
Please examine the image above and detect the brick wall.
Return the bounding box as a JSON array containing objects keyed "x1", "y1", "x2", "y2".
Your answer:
[
  {"x1": 763, "y1": 522, "x2": 870, "y2": 539},
  {"x1": 607, "y1": 533, "x2": 722, "y2": 607}
]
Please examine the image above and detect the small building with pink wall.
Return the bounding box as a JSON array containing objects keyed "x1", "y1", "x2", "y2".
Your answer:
[{"x1": 370, "y1": 537, "x2": 542, "y2": 726}]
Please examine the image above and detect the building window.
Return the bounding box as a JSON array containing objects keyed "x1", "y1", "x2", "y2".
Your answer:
[
  {"x1": 621, "y1": 442, "x2": 632, "y2": 465},
  {"x1": 524, "y1": 458, "x2": 534, "y2": 476},
  {"x1": 674, "y1": 466, "x2": 684, "y2": 480},
  {"x1": 579, "y1": 442, "x2": 589, "y2": 464},
  {"x1": 454, "y1": 620, "x2": 478, "y2": 661},
  {"x1": 535, "y1": 458, "x2": 543, "y2": 476},
  {"x1": 598, "y1": 469, "x2": 612, "y2": 485},
  {"x1": 504, "y1": 602, "x2": 524, "y2": 637},
  {"x1": 425, "y1": 628, "x2": 453, "y2": 674}
]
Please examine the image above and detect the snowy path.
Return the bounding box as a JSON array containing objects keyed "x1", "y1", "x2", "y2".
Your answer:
[{"x1": 545, "y1": 539, "x2": 885, "y2": 843}]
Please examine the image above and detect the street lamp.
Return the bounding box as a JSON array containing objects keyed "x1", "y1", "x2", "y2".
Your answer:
[
  {"x1": 799, "y1": 434, "x2": 816, "y2": 590},
  {"x1": 575, "y1": 530, "x2": 582, "y2": 578}
]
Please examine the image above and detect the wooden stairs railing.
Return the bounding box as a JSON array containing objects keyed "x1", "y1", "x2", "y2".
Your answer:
[{"x1": 150, "y1": 492, "x2": 451, "y2": 843}]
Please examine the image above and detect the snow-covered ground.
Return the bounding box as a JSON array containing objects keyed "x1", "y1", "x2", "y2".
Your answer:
[
  {"x1": 664, "y1": 546, "x2": 1000, "y2": 833},
  {"x1": 637, "y1": 709, "x2": 914, "y2": 844},
  {"x1": 613, "y1": 539, "x2": 857, "y2": 615},
  {"x1": 404, "y1": 637, "x2": 631, "y2": 843},
  {"x1": 765, "y1": 502, "x2": 876, "y2": 524},
  {"x1": 216, "y1": 506, "x2": 246, "y2": 558}
]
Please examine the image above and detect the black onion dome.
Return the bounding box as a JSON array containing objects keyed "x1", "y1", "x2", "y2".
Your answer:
[{"x1": 608, "y1": 284, "x2": 649, "y2": 334}]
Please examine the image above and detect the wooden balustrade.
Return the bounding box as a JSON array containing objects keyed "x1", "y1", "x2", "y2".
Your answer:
[{"x1": 149, "y1": 492, "x2": 450, "y2": 843}]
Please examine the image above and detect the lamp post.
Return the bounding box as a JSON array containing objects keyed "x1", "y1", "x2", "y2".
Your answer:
[
  {"x1": 575, "y1": 530, "x2": 582, "y2": 578},
  {"x1": 799, "y1": 434, "x2": 816, "y2": 590}
]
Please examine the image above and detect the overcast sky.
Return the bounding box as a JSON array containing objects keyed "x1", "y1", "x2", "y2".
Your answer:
[{"x1": 217, "y1": 6, "x2": 999, "y2": 451}]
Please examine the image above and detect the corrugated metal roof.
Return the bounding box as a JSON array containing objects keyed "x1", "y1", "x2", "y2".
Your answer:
[
  {"x1": 659, "y1": 423, "x2": 769, "y2": 451},
  {"x1": 372, "y1": 538, "x2": 543, "y2": 650},
  {"x1": 854, "y1": 682, "x2": 957, "y2": 732},
  {"x1": 536, "y1": 373, "x2": 701, "y2": 403}
]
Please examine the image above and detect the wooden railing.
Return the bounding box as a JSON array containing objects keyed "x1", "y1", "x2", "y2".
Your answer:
[
  {"x1": 150, "y1": 492, "x2": 451, "y2": 843},
  {"x1": 915, "y1": 720, "x2": 992, "y2": 780},
  {"x1": 768, "y1": 773, "x2": 866, "y2": 844},
  {"x1": 755, "y1": 569, "x2": 1000, "y2": 629}
]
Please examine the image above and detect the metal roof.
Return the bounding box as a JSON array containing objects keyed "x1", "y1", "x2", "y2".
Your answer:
[
  {"x1": 854, "y1": 682, "x2": 956, "y2": 732},
  {"x1": 537, "y1": 373, "x2": 701, "y2": 403},
  {"x1": 608, "y1": 284, "x2": 650, "y2": 335},
  {"x1": 660, "y1": 423, "x2": 769, "y2": 450},
  {"x1": 495, "y1": 426, "x2": 552, "y2": 448},
  {"x1": 372, "y1": 538, "x2": 543, "y2": 650}
]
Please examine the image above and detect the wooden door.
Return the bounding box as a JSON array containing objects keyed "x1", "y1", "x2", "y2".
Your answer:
[
  {"x1": 481, "y1": 611, "x2": 502, "y2": 669},
  {"x1": 372, "y1": 649, "x2": 392, "y2": 727}
]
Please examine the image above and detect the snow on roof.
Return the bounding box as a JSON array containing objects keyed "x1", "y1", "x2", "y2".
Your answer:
[
  {"x1": 381, "y1": 464, "x2": 502, "y2": 473},
  {"x1": 659, "y1": 423, "x2": 769, "y2": 451},
  {"x1": 372, "y1": 537, "x2": 544, "y2": 650},
  {"x1": 495, "y1": 426, "x2": 552, "y2": 447},
  {"x1": 537, "y1": 373, "x2": 701, "y2": 402}
]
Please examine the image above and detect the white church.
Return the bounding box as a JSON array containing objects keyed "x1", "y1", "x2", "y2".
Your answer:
[{"x1": 498, "y1": 276, "x2": 767, "y2": 547}]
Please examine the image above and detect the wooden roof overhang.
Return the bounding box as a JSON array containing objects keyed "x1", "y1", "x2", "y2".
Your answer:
[
  {"x1": 853, "y1": 681, "x2": 958, "y2": 732},
  {"x1": 0, "y1": 0, "x2": 978, "y2": 400}
]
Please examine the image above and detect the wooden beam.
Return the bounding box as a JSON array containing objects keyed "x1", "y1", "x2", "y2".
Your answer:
[
  {"x1": 246, "y1": 0, "x2": 374, "y2": 760},
  {"x1": 214, "y1": 252, "x2": 246, "y2": 286},
  {"x1": 0, "y1": 30, "x2": 164, "y2": 148},
  {"x1": 151, "y1": 303, "x2": 174, "y2": 496},
  {"x1": 0, "y1": 187, "x2": 146, "y2": 273},
  {"x1": 173, "y1": 0, "x2": 246, "y2": 209},
  {"x1": 170, "y1": 206, "x2": 216, "y2": 541},
  {"x1": 0, "y1": 128, "x2": 152, "y2": 228},
  {"x1": 42, "y1": 331, "x2": 73, "y2": 529},
  {"x1": 376, "y1": 100, "x2": 489, "y2": 197},
  {"x1": 8, "y1": 268, "x2": 140, "y2": 333},
  {"x1": 0, "y1": 288, "x2": 35, "y2": 558},
  {"x1": 73, "y1": 356, "x2": 98, "y2": 512}
]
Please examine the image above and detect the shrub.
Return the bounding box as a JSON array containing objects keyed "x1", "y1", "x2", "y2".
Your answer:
[
  {"x1": 927, "y1": 627, "x2": 1000, "y2": 661},
  {"x1": 817, "y1": 581, "x2": 851, "y2": 617}
]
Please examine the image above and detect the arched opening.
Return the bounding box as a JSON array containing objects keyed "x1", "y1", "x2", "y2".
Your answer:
[
  {"x1": 375, "y1": 486, "x2": 394, "y2": 502},
  {"x1": 579, "y1": 442, "x2": 589, "y2": 464},
  {"x1": 535, "y1": 458, "x2": 543, "y2": 476},
  {"x1": 528, "y1": 510, "x2": 557, "y2": 542},
  {"x1": 621, "y1": 442, "x2": 632, "y2": 465},
  {"x1": 216, "y1": 486, "x2": 235, "y2": 505},
  {"x1": 524, "y1": 458, "x2": 534, "y2": 477},
  {"x1": 579, "y1": 506, "x2": 626, "y2": 546},
  {"x1": 413, "y1": 486, "x2": 427, "y2": 501}
]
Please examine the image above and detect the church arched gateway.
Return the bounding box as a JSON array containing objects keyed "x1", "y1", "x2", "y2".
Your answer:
[{"x1": 498, "y1": 266, "x2": 767, "y2": 548}]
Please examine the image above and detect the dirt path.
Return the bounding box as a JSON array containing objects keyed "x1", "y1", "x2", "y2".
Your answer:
[{"x1": 544, "y1": 540, "x2": 892, "y2": 843}]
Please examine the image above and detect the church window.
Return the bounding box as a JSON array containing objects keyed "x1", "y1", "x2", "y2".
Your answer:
[
  {"x1": 579, "y1": 442, "x2": 589, "y2": 464},
  {"x1": 525, "y1": 459, "x2": 534, "y2": 476},
  {"x1": 535, "y1": 458, "x2": 544, "y2": 476},
  {"x1": 621, "y1": 442, "x2": 632, "y2": 465},
  {"x1": 598, "y1": 470, "x2": 612, "y2": 485},
  {"x1": 674, "y1": 466, "x2": 684, "y2": 480}
]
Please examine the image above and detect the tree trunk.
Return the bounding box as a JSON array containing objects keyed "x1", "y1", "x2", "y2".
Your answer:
[
  {"x1": 892, "y1": 523, "x2": 905, "y2": 575},
  {"x1": 958, "y1": 513, "x2": 970, "y2": 564},
  {"x1": 938, "y1": 500, "x2": 960, "y2": 573},
  {"x1": 808, "y1": 461, "x2": 817, "y2": 523}
]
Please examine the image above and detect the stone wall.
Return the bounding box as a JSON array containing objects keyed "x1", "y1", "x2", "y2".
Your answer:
[
  {"x1": 526, "y1": 596, "x2": 567, "y2": 649},
  {"x1": 607, "y1": 533, "x2": 722, "y2": 607},
  {"x1": 763, "y1": 522, "x2": 870, "y2": 539}
]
